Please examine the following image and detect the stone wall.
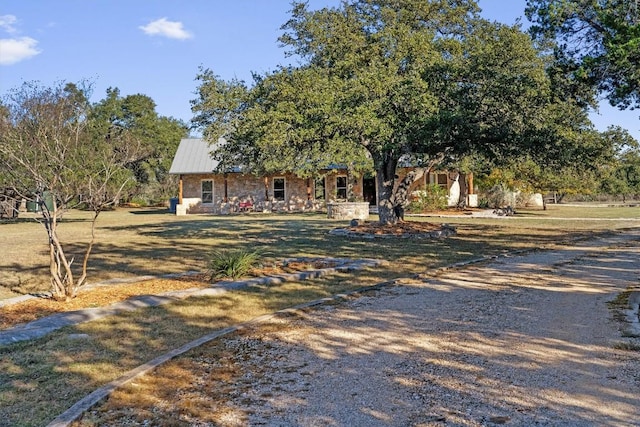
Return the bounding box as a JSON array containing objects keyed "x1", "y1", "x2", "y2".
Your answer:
[
  {"x1": 326, "y1": 202, "x2": 370, "y2": 220},
  {"x1": 178, "y1": 172, "x2": 335, "y2": 214},
  {"x1": 176, "y1": 168, "x2": 466, "y2": 215}
]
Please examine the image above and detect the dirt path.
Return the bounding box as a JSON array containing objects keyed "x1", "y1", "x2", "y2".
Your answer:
[{"x1": 189, "y1": 231, "x2": 640, "y2": 426}]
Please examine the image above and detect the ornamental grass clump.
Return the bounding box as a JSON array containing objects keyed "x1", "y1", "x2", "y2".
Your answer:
[{"x1": 208, "y1": 249, "x2": 261, "y2": 280}]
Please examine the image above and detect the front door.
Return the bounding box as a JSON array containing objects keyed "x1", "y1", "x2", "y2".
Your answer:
[{"x1": 363, "y1": 177, "x2": 376, "y2": 205}]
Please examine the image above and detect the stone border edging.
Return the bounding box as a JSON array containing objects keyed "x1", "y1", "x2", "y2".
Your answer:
[
  {"x1": 414, "y1": 247, "x2": 535, "y2": 279},
  {"x1": 0, "y1": 258, "x2": 383, "y2": 346}
]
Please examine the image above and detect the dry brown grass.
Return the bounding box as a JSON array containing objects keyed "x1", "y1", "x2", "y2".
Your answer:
[
  {"x1": 74, "y1": 326, "x2": 268, "y2": 427},
  {"x1": 4, "y1": 205, "x2": 638, "y2": 298},
  {"x1": 2, "y1": 205, "x2": 639, "y2": 426},
  {"x1": 0, "y1": 275, "x2": 209, "y2": 329},
  {"x1": 0, "y1": 260, "x2": 337, "y2": 329},
  {"x1": 1, "y1": 274, "x2": 366, "y2": 427}
]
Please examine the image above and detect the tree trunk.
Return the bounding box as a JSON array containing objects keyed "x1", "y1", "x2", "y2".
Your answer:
[
  {"x1": 41, "y1": 200, "x2": 96, "y2": 301},
  {"x1": 374, "y1": 149, "x2": 444, "y2": 224},
  {"x1": 42, "y1": 205, "x2": 75, "y2": 301},
  {"x1": 390, "y1": 167, "x2": 427, "y2": 221},
  {"x1": 376, "y1": 153, "x2": 399, "y2": 225}
]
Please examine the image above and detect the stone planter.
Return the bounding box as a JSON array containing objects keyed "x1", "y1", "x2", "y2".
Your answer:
[{"x1": 326, "y1": 202, "x2": 370, "y2": 220}]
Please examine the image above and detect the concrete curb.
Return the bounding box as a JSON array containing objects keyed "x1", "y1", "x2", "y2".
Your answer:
[{"x1": 0, "y1": 258, "x2": 383, "y2": 347}]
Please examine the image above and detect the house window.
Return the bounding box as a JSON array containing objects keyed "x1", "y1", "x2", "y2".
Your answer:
[
  {"x1": 273, "y1": 177, "x2": 285, "y2": 201},
  {"x1": 314, "y1": 177, "x2": 326, "y2": 200},
  {"x1": 436, "y1": 173, "x2": 448, "y2": 188},
  {"x1": 201, "y1": 180, "x2": 213, "y2": 204},
  {"x1": 336, "y1": 176, "x2": 347, "y2": 199}
]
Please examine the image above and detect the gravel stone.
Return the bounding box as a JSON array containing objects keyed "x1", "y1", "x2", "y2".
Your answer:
[{"x1": 206, "y1": 231, "x2": 640, "y2": 426}]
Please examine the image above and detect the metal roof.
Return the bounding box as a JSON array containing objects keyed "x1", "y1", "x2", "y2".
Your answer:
[
  {"x1": 169, "y1": 137, "x2": 358, "y2": 175},
  {"x1": 169, "y1": 138, "x2": 223, "y2": 174}
]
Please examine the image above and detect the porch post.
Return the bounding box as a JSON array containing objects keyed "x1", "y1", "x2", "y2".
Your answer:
[
  {"x1": 178, "y1": 175, "x2": 183, "y2": 204},
  {"x1": 264, "y1": 176, "x2": 269, "y2": 200},
  {"x1": 224, "y1": 173, "x2": 228, "y2": 202},
  {"x1": 466, "y1": 172, "x2": 478, "y2": 207}
]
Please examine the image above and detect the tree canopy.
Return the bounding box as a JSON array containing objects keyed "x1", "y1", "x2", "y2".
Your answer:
[
  {"x1": 597, "y1": 126, "x2": 640, "y2": 199},
  {"x1": 192, "y1": 0, "x2": 607, "y2": 223},
  {"x1": 92, "y1": 88, "x2": 188, "y2": 204},
  {"x1": 526, "y1": 0, "x2": 640, "y2": 110}
]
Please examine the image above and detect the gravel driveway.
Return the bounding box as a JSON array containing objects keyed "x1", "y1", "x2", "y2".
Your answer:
[{"x1": 209, "y1": 231, "x2": 640, "y2": 426}]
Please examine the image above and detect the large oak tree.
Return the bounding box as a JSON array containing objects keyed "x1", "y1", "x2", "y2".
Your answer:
[{"x1": 192, "y1": 0, "x2": 592, "y2": 223}]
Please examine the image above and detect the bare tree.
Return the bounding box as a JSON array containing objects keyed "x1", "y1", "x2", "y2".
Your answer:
[{"x1": 0, "y1": 81, "x2": 137, "y2": 301}]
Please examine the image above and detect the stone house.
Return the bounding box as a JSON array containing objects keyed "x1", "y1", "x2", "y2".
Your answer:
[{"x1": 168, "y1": 138, "x2": 476, "y2": 215}]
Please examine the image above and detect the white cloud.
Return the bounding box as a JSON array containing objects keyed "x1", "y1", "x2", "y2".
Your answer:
[
  {"x1": 0, "y1": 15, "x2": 17, "y2": 33},
  {"x1": 139, "y1": 18, "x2": 192, "y2": 40},
  {"x1": 0, "y1": 37, "x2": 41, "y2": 65}
]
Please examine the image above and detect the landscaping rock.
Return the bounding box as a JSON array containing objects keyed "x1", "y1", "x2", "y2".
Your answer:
[{"x1": 493, "y1": 206, "x2": 515, "y2": 216}]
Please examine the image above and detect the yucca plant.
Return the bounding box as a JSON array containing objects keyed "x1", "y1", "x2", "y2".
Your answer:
[{"x1": 208, "y1": 249, "x2": 261, "y2": 280}]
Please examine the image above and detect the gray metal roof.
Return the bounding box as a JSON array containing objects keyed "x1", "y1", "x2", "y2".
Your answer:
[
  {"x1": 169, "y1": 137, "x2": 358, "y2": 175},
  {"x1": 169, "y1": 138, "x2": 223, "y2": 174}
]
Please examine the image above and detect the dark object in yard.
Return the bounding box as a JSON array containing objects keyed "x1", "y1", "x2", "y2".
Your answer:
[
  {"x1": 493, "y1": 206, "x2": 515, "y2": 216},
  {"x1": 0, "y1": 190, "x2": 20, "y2": 219}
]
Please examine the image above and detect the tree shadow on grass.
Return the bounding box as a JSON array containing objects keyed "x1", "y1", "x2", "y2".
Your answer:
[
  {"x1": 127, "y1": 208, "x2": 174, "y2": 215},
  {"x1": 2, "y1": 213, "x2": 614, "y2": 297}
]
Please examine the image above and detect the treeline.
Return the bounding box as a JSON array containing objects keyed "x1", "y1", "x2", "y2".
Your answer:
[{"x1": 0, "y1": 81, "x2": 189, "y2": 210}]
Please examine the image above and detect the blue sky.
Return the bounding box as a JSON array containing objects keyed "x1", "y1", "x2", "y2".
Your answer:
[{"x1": 1, "y1": 0, "x2": 638, "y2": 140}]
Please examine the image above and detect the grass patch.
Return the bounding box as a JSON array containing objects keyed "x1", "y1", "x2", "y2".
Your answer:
[
  {"x1": 516, "y1": 204, "x2": 640, "y2": 219},
  {"x1": 613, "y1": 341, "x2": 640, "y2": 351},
  {"x1": 608, "y1": 289, "x2": 633, "y2": 309},
  {"x1": 208, "y1": 249, "x2": 262, "y2": 280},
  {"x1": 2, "y1": 206, "x2": 639, "y2": 296}
]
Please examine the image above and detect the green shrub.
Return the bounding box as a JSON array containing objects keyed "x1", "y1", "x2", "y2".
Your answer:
[
  {"x1": 483, "y1": 184, "x2": 517, "y2": 208},
  {"x1": 408, "y1": 185, "x2": 448, "y2": 212},
  {"x1": 208, "y1": 249, "x2": 261, "y2": 280}
]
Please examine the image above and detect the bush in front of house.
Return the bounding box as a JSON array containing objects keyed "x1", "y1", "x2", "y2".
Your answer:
[
  {"x1": 483, "y1": 184, "x2": 518, "y2": 208},
  {"x1": 408, "y1": 185, "x2": 448, "y2": 212},
  {"x1": 208, "y1": 249, "x2": 262, "y2": 280}
]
